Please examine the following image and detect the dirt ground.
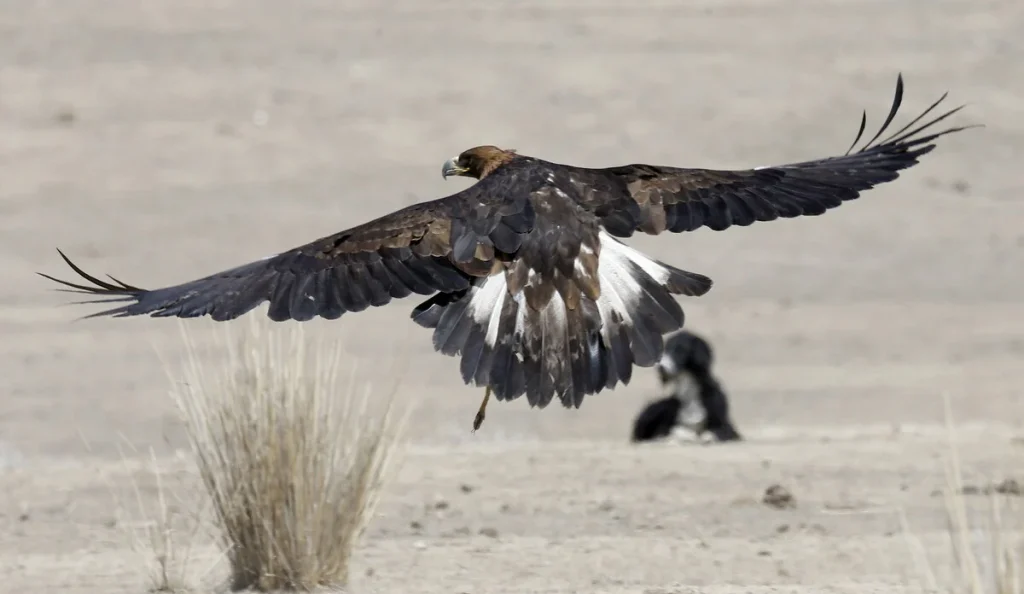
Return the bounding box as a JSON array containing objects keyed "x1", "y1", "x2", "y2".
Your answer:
[{"x1": 2, "y1": 0, "x2": 1023, "y2": 592}]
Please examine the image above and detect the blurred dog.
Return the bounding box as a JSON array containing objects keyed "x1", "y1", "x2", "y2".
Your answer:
[{"x1": 631, "y1": 330, "x2": 742, "y2": 443}]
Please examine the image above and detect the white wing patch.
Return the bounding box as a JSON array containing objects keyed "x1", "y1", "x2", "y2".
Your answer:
[
  {"x1": 463, "y1": 232, "x2": 677, "y2": 358},
  {"x1": 598, "y1": 231, "x2": 671, "y2": 285},
  {"x1": 592, "y1": 231, "x2": 674, "y2": 346},
  {"x1": 466, "y1": 273, "x2": 510, "y2": 348},
  {"x1": 466, "y1": 270, "x2": 569, "y2": 356}
]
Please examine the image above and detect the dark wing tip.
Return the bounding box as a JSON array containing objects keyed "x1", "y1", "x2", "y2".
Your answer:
[
  {"x1": 847, "y1": 73, "x2": 979, "y2": 158},
  {"x1": 39, "y1": 249, "x2": 147, "y2": 297},
  {"x1": 844, "y1": 110, "x2": 868, "y2": 157},
  {"x1": 38, "y1": 250, "x2": 150, "y2": 320},
  {"x1": 39, "y1": 250, "x2": 213, "y2": 320}
]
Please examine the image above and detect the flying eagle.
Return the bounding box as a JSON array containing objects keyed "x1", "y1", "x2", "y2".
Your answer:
[{"x1": 41, "y1": 75, "x2": 973, "y2": 430}]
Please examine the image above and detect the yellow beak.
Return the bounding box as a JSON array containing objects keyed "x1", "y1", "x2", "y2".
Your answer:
[{"x1": 442, "y1": 156, "x2": 468, "y2": 179}]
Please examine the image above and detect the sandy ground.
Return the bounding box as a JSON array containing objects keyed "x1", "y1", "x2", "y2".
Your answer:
[{"x1": 2, "y1": 0, "x2": 1023, "y2": 592}]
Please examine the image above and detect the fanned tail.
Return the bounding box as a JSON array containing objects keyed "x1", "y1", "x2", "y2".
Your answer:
[{"x1": 411, "y1": 231, "x2": 713, "y2": 409}]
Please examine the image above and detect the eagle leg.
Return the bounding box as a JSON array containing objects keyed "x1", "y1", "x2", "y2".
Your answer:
[{"x1": 472, "y1": 386, "x2": 491, "y2": 432}]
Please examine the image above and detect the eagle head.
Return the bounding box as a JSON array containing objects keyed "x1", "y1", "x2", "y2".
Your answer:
[{"x1": 442, "y1": 145, "x2": 517, "y2": 180}]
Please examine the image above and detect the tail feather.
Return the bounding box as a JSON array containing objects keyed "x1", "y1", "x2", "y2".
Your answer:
[
  {"x1": 418, "y1": 290, "x2": 475, "y2": 356},
  {"x1": 535, "y1": 301, "x2": 561, "y2": 408},
  {"x1": 524, "y1": 349, "x2": 545, "y2": 406},
  {"x1": 573, "y1": 298, "x2": 605, "y2": 400},
  {"x1": 487, "y1": 295, "x2": 525, "y2": 398},
  {"x1": 663, "y1": 264, "x2": 714, "y2": 297},
  {"x1": 594, "y1": 231, "x2": 690, "y2": 369},
  {"x1": 459, "y1": 328, "x2": 487, "y2": 385},
  {"x1": 605, "y1": 321, "x2": 634, "y2": 389},
  {"x1": 410, "y1": 232, "x2": 713, "y2": 410}
]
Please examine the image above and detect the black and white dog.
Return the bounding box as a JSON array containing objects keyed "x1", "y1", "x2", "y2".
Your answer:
[{"x1": 630, "y1": 330, "x2": 742, "y2": 443}]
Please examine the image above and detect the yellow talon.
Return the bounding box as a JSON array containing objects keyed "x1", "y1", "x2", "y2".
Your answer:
[{"x1": 473, "y1": 386, "x2": 491, "y2": 432}]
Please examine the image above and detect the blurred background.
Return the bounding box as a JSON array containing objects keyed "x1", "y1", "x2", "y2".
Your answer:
[
  {"x1": 1, "y1": 0, "x2": 1021, "y2": 455},
  {"x1": 2, "y1": 2, "x2": 1024, "y2": 593}
]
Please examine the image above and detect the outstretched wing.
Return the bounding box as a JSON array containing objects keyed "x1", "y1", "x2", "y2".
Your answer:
[
  {"x1": 575, "y1": 74, "x2": 978, "y2": 237},
  {"x1": 39, "y1": 181, "x2": 536, "y2": 322}
]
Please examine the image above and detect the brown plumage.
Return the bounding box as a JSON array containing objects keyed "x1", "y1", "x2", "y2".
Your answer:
[{"x1": 40, "y1": 74, "x2": 976, "y2": 423}]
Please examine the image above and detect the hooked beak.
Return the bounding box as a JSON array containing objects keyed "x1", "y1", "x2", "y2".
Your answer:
[{"x1": 441, "y1": 156, "x2": 468, "y2": 180}]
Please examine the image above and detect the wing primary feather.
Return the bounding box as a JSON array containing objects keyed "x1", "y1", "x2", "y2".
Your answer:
[
  {"x1": 104, "y1": 274, "x2": 144, "y2": 292},
  {"x1": 882, "y1": 104, "x2": 976, "y2": 150},
  {"x1": 875, "y1": 91, "x2": 953, "y2": 147},
  {"x1": 267, "y1": 273, "x2": 296, "y2": 321},
  {"x1": 844, "y1": 110, "x2": 868, "y2": 157},
  {"x1": 382, "y1": 256, "x2": 434, "y2": 295},
  {"x1": 856, "y1": 72, "x2": 905, "y2": 153},
  {"x1": 340, "y1": 265, "x2": 371, "y2": 312},
  {"x1": 317, "y1": 270, "x2": 346, "y2": 320},
  {"x1": 40, "y1": 249, "x2": 141, "y2": 295},
  {"x1": 37, "y1": 273, "x2": 109, "y2": 295}
]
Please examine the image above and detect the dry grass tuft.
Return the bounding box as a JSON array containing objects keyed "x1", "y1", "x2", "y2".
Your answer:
[
  {"x1": 939, "y1": 392, "x2": 1022, "y2": 594},
  {"x1": 168, "y1": 317, "x2": 409, "y2": 591},
  {"x1": 907, "y1": 392, "x2": 1023, "y2": 594},
  {"x1": 98, "y1": 441, "x2": 223, "y2": 593}
]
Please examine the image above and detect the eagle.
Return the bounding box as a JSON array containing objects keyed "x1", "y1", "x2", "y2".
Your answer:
[{"x1": 41, "y1": 75, "x2": 973, "y2": 430}]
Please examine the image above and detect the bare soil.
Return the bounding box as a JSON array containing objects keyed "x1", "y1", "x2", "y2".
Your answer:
[{"x1": 1, "y1": 1, "x2": 1022, "y2": 592}]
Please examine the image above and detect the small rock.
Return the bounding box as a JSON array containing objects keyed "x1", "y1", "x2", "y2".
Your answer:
[
  {"x1": 775, "y1": 524, "x2": 790, "y2": 534},
  {"x1": 460, "y1": 484, "x2": 474, "y2": 494},
  {"x1": 763, "y1": 484, "x2": 795, "y2": 509},
  {"x1": 365, "y1": 568, "x2": 375, "y2": 577},
  {"x1": 54, "y1": 108, "x2": 76, "y2": 126},
  {"x1": 478, "y1": 527, "x2": 499, "y2": 539},
  {"x1": 993, "y1": 478, "x2": 1022, "y2": 496},
  {"x1": 433, "y1": 499, "x2": 450, "y2": 510},
  {"x1": 409, "y1": 520, "x2": 422, "y2": 531},
  {"x1": 597, "y1": 500, "x2": 615, "y2": 512},
  {"x1": 806, "y1": 523, "x2": 828, "y2": 535}
]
